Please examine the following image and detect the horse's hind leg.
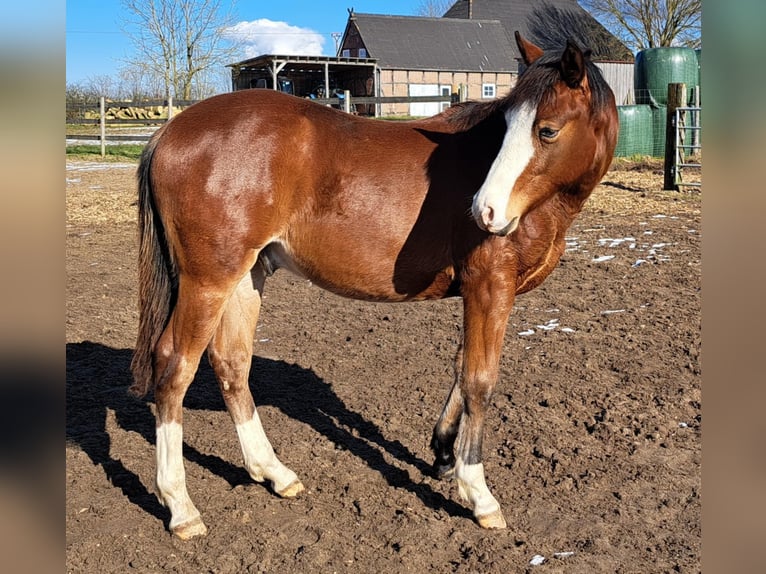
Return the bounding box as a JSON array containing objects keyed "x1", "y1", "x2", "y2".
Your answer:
[
  {"x1": 207, "y1": 265, "x2": 304, "y2": 498},
  {"x1": 431, "y1": 345, "x2": 464, "y2": 478},
  {"x1": 153, "y1": 276, "x2": 235, "y2": 539}
]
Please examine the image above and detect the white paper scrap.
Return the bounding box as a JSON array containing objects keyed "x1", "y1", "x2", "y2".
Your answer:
[
  {"x1": 529, "y1": 554, "x2": 546, "y2": 566},
  {"x1": 592, "y1": 255, "x2": 615, "y2": 262}
]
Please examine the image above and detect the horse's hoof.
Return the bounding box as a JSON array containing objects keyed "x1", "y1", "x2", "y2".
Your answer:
[
  {"x1": 276, "y1": 479, "x2": 305, "y2": 498},
  {"x1": 476, "y1": 509, "x2": 507, "y2": 529},
  {"x1": 433, "y1": 463, "x2": 455, "y2": 480},
  {"x1": 172, "y1": 516, "x2": 208, "y2": 539}
]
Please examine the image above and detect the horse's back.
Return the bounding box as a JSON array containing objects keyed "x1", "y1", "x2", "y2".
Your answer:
[{"x1": 145, "y1": 90, "x2": 466, "y2": 301}]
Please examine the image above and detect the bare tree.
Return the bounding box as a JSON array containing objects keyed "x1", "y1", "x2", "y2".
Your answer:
[
  {"x1": 526, "y1": 3, "x2": 634, "y2": 61},
  {"x1": 81, "y1": 74, "x2": 119, "y2": 100},
  {"x1": 416, "y1": 0, "x2": 453, "y2": 17},
  {"x1": 120, "y1": 0, "x2": 238, "y2": 100},
  {"x1": 579, "y1": 0, "x2": 701, "y2": 52},
  {"x1": 118, "y1": 66, "x2": 166, "y2": 101}
]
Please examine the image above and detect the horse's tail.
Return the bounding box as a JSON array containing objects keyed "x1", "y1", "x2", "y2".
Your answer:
[{"x1": 130, "y1": 132, "x2": 176, "y2": 397}]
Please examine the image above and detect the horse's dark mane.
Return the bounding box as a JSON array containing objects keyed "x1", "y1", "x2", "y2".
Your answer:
[{"x1": 446, "y1": 49, "x2": 612, "y2": 131}]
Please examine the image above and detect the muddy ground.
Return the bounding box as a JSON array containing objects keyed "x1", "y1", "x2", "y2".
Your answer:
[{"x1": 66, "y1": 158, "x2": 700, "y2": 573}]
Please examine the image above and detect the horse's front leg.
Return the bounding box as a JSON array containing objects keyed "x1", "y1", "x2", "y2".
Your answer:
[{"x1": 452, "y1": 270, "x2": 515, "y2": 529}]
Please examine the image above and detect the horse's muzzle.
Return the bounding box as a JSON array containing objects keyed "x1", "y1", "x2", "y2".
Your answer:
[
  {"x1": 495, "y1": 216, "x2": 519, "y2": 237},
  {"x1": 473, "y1": 205, "x2": 519, "y2": 237}
]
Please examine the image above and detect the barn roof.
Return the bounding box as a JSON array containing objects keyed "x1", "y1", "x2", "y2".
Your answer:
[
  {"x1": 443, "y1": 0, "x2": 634, "y2": 63},
  {"x1": 344, "y1": 13, "x2": 517, "y2": 72}
]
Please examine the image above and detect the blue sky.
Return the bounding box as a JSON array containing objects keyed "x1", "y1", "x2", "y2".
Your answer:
[{"x1": 66, "y1": 1, "x2": 429, "y2": 85}]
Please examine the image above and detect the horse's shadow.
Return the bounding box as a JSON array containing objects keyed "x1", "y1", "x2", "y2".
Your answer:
[{"x1": 65, "y1": 341, "x2": 470, "y2": 527}]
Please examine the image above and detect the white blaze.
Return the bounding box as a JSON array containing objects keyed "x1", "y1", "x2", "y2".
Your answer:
[{"x1": 471, "y1": 102, "x2": 537, "y2": 233}]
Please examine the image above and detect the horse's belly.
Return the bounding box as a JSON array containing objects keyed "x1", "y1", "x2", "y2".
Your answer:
[{"x1": 260, "y1": 239, "x2": 456, "y2": 302}]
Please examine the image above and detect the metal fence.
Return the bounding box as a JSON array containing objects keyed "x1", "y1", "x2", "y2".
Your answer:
[
  {"x1": 672, "y1": 106, "x2": 702, "y2": 189},
  {"x1": 65, "y1": 92, "x2": 463, "y2": 155}
]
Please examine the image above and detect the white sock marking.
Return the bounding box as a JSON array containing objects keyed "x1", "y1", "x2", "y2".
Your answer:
[
  {"x1": 455, "y1": 459, "x2": 502, "y2": 518},
  {"x1": 156, "y1": 422, "x2": 200, "y2": 529},
  {"x1": 236, "y1": 416, "x2": 298, "y2": 493}
]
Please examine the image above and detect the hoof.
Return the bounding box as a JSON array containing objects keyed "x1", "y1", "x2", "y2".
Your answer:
[
  {"x1": 433, "y1": 463, "x2": 455, "y2": 480},
  {"x1": 276, "y1": 479, "x2": 305, "y2": 498},
  {"x1": 476, "y1": 509, "x2": 507, "y2": 530},
  {"x1": 172, "y1": 516, "x2": 208, "y2": 539}
]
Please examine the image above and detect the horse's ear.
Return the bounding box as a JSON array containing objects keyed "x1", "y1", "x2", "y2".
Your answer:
[
  {"x1": 515, "y1": 31, "x2": 544, "y2": 66},
  {"x1": 561, "y1": 39, "x2": 587, "y2": 88}
]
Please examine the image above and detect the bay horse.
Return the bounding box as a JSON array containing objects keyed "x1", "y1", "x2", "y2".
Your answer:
[{"x1": 130, "y1": 33, "x2": 618, "y2": 539}]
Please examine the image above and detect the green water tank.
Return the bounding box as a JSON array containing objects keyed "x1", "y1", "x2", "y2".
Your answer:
[
  {"x1": 695, "y1": 48, "x2": 702, "y2": 102},
  {"x1": 635, "y1": 47, "x2": 700, "y2": 107},
  {"x1": 614, "y1": 105, "x2": 654, "y2": 157},
  {"x1": 651, "y1": 105, "x2": 667, "y2": 157}
]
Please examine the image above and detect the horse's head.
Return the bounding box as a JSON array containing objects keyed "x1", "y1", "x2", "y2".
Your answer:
[{"x1": 471, "y1": 32, "x2": 619, "y2": 236}]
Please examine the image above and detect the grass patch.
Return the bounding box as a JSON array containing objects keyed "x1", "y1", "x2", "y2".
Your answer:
[
  {"x1": 610, "y1": 155, "x2": 664, "y2": 172},
  {"x1": 65, "y1": 123, "x2": 100, "y2": 135},
  {"x1": 66, "y1": 144, "x2": 144, "y2": 162},
  {"x1": 377, "y1": 115, "x2": 424, "y2": 122}
]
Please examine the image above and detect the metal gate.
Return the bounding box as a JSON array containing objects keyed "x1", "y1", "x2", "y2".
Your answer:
[{"x1": 672, "y1": 105, "x2": 702, "y2": 189}]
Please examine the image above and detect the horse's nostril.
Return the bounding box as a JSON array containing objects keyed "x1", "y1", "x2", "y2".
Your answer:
[{"x1": 483, "y1": 206, "x2": 494, "y2": 225}]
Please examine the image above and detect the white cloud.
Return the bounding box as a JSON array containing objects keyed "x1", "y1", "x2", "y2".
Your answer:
[{"x1": 223, "y1": 19, "x2": 326, "y2": 58}]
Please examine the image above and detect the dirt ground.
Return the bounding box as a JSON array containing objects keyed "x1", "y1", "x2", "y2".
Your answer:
[{"x1": 66, "y1": 157, "x2": 700, "y2": 573}]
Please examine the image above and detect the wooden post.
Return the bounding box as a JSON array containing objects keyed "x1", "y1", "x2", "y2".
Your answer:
[
  {"x1": 99, "y1": 97, "x2": 106, "y2": 158},
  {"x1": 459, "y1": 83, "x2": 468, "y2": 102},
  {"x1": 663, "y1": 83, "x2": 686, "y2": 191},
  {"x1": 343, "y1": 90, "x2": 351, "y2": 113},
  {"x1": 324, "y1": 62, "x2": 330, "y2": 105}
]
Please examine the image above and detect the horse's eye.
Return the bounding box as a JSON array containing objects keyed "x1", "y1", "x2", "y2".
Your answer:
[{"x1": 539, "y1": 127, "x2": 559, "y2": 141}]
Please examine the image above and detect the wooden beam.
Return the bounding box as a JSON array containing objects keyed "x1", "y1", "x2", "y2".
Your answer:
[{"x1": 664, "y1": 83, "x2": 687, "y2": 191}]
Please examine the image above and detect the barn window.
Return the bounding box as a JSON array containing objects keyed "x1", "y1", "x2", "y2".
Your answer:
[
  {"x1": 358, "y1": 48, "x2": 367, "y2": 58},
  {"x1": 482, "y1": 83, "x2": 496, "y2": 99},
  {"x1": 440, "y1": 85, "x2": 451, "y2": 112}
]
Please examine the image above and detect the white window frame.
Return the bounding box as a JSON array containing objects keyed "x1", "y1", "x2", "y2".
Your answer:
[
  {"x1": 440, "y1": 85, "x2": 452, "y2": 112},
  {"x1": 482, "y1": 83, "x2": 496, "y2": 99}
]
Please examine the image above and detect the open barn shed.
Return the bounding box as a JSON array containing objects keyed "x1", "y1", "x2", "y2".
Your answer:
[{"x1": 229, "y1": 54, "x2": 378, "y2": 104}]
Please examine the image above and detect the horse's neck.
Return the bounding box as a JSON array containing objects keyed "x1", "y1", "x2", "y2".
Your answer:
[
  {"x1": 511, "y1": 192, "x2": 588, "y2": 295},
  {"x1": 546, "y1": 188, "x2": 591, "y2": 232}
]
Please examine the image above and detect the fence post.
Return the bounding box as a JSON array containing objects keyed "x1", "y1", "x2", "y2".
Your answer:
[
  {"x1": 343, "y1": 90, "x2": 351, "y2": 113},
  {"x1": 99, "y1": 96, "x2": 106, "y2": 158},
  {"x1": 459, "y1": 83, "x2": 468, "y2": 103},
  {"x1": 663, "y1": 83, "x2": 686, "y2": 191}
]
